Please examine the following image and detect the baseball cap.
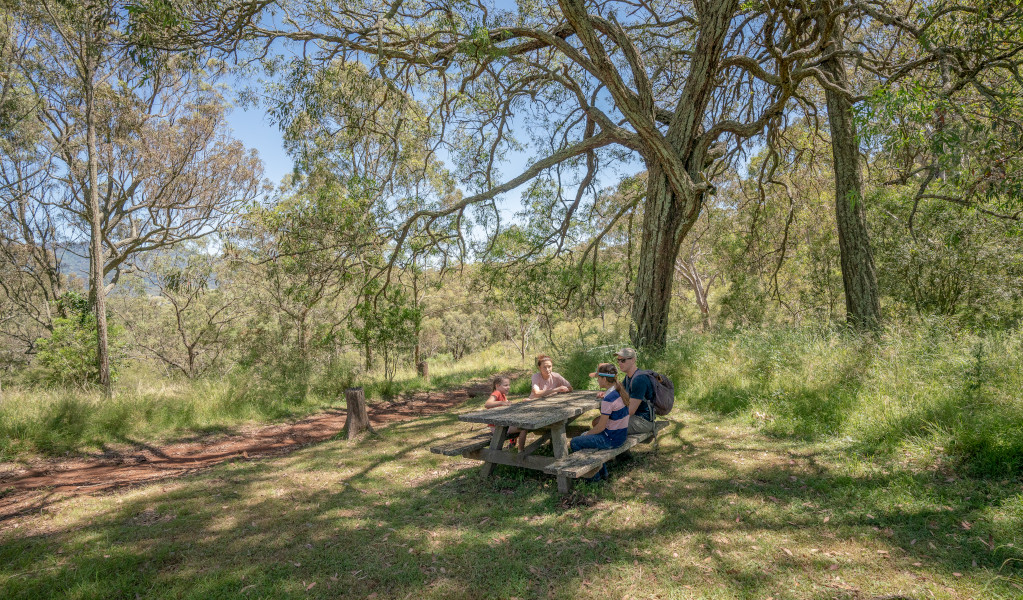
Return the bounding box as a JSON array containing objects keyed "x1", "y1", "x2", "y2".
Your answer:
[{"x1": 614, "y1": 347, "x2": 637, "y2": 359}]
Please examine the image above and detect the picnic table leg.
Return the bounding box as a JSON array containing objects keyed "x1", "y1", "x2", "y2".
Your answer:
[
  {"x1": 550, "y1": 421, "x2": 572, "y2": 493},
  {"x1": 480, "y1": 426, "x2": 507, "y2": 478}
]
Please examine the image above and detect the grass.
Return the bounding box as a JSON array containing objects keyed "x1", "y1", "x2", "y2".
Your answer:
[
  {"x1": 622, "y1": 322, "x2": 1023, "y2": 479},
  {"x1": 0, "y1": 346, "x2": 527, "y2": 462},
  {"x1": 7, "y1": 321, "x2": 1022, "y2": 481},
  {"x1": 3, "y1": 323, "x2": 1023, "y2": 598},
  {"x1": 2, "y1": 404, "x2": 1020, "y2": 599}
]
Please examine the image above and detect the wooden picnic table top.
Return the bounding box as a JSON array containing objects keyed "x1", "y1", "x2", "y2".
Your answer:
[{"x1": 459, "y1": 390, "x2": 600, "y2": 430}]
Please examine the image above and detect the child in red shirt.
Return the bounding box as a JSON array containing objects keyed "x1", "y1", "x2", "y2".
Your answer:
[{"x1": 485, "y1": 376, "x2": 526, "y2": 451}]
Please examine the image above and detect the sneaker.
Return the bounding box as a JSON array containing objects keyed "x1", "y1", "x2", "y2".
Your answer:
[{"x1": 585, "y1": 464, "x2": 609, "y2": 483}]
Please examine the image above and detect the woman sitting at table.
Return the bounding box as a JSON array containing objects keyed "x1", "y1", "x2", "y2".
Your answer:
[{"x1": 529, "y1": 354, "x2": 573, "y2": 399}]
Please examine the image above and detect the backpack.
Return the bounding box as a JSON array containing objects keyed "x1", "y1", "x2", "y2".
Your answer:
[{"x1": 634, "y1": 369, "x2": 675, "y2": 416}]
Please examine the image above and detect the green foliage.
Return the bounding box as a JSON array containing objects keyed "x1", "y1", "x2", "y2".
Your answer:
[
  {"x1": 31, "y1": 292, "x2": 123, "y2": 387},
  {"x1": 351, "y1": 284, "x2": 421, "y2": 383},
  {"x1": 557, "y1": 345, "x2": 618, "y2": 391},
  {"x1": 670, "y1": 324, "x2": 1023, "y2": 477},
  {"x1": 870, "y1": 187, "x2": 1023, "y2": 328},
  {"x1": 456, "y1": 25, "x2": 511, "y2": 60}
]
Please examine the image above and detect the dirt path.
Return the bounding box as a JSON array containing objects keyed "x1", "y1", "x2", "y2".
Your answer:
[{"x1": 0, "y1": 383, "x2": 492, "y2": 522}]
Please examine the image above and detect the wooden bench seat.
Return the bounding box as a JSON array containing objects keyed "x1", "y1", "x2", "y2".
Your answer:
[
  {"x1": 430, "y1": 431, "x2": 493, "y2": 456},
  {"x1": 543, "y1": 421, "x2": 669, "y2": 479}
]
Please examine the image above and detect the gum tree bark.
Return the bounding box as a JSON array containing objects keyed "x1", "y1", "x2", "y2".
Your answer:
[
  {"x1": 821, "y1": 19, "x2": 881, "y2": 332},
  {"x1": 83, "y1": 28, "x2": 112, "y2": 391},
  {"x1": 628, "y1": 1, "x2": 734, "y2": 347}
]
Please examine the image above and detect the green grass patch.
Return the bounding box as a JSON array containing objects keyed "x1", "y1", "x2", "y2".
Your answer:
[
  {"x1": 2, "y1": 409, "x2": 1020, "y2": 599},
  {"x1": 625, "y1": 323, "x2": 1023, "y2": 478}
]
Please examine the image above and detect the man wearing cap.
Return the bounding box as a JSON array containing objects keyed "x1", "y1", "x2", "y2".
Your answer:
[{"x1": 614, "y1": 347, "x2": 657, "y2": 436}]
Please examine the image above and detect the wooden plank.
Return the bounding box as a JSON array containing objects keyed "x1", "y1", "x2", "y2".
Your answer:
[
  {"x1": 459, "y1": 391, "x2": 600, "y2": 429},
  {"x1": 463, "y1": 449, "x2": 556, "y2": 470},
  {"x1": 480, "y1": 426, "x2": 507, "y2": 478},
  {"x1": 543, "y1": 432, "x2": 652, "y2": 478},
  {"x1": 520, "y1": 431, "x2": 551, "y2": 456},
  {"x1": 550, "y1": 421, "x2": 571, "y2": 493},
  {"x1": 429, "y1": 432, "x2": 492, "y2": 456}
]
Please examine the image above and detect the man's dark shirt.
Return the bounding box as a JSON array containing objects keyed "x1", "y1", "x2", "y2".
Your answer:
[{"x1": 624, "y1": 371, "x2": 655, "y2": 422}]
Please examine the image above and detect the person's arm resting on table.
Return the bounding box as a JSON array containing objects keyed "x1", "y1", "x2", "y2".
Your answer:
[
  {"x1": 484, "y1": 394, "x2": 508, "y2": 409},
  {"x1": 532, "y1": 377, "x2": 572, "y2": 398}
]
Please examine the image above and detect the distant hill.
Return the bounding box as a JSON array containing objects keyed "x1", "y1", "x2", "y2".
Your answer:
[
  {"x1": 56, "y1": 243, "x2": 90, "y2": 286},
  {"x1": 55, "y1": 243, "x2": 211, "y2": 293}
]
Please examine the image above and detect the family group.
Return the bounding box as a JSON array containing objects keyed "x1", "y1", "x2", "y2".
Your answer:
[{"x1": 485, "y1": 348, "x2": 660, "y2": 481}]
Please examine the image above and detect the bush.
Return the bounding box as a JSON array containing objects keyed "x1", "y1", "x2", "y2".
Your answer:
[
  {"x1": 34, "y1": 315, "x2": 103, "y2": 386},
  {"x1": 31, "y1": 292, "x2": 124, "y2": 387}
]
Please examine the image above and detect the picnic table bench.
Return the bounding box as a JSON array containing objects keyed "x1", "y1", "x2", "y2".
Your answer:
[
  {"x1": 430, "y1": 390, "x2": 668, "y2": 492},
  {"x1": 544, "y1": 420, "x2": 669, "y2": 480}
]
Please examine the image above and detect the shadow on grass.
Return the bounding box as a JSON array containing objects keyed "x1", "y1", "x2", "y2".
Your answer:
[{"x1": 2, "y1": 414, "x2": 1021, "y2": 599}]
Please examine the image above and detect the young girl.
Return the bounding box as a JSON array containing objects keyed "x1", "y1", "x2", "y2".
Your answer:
[
  {"x1": 569, "y1": 363, "x2": 631, "y2": 480},
  {"x1": 484, "y1": 376, "x2": 526, "y2": 451}
]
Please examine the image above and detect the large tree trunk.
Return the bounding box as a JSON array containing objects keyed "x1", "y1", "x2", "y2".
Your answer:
[
  {"x1": 632, "y1": 179, "x2": 704, "y2": 347},
  {"x1": 632, "y1": 171, "x2": 697, "y2": 348},
  {"x1": 627, "y1": 0, "x2": 735, "y2": 349},
  {"x1": 822, "y1": 22, "x2": 881, "y2": 331},
  {"x1": 83, "y1": 36, "x2": 111, "y2": 393}
]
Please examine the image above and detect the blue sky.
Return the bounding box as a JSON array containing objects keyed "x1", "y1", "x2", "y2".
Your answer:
[
  {"x1": 225, "y1": 105, "x2": 293, "y2": 187},
  {"x1": 223, "y1": 102, "x2": 550, "y2": 219}
]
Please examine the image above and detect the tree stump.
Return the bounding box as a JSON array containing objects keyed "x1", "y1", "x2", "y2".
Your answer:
[
  {"x1": 417, "y1": 360, "x2": 429, "y2": 381},
  {"x1": 342, "y1": 387, "x2": 373, "y2": 440}
]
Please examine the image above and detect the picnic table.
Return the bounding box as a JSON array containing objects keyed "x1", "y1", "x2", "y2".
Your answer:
[{"x1": 430, "y1": 390, "x2": 666, "y2": 493}]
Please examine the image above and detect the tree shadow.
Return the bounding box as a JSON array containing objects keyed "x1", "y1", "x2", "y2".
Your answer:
[{"x1": 2, "y1": 411, "x2": 1020, "y2": 600}]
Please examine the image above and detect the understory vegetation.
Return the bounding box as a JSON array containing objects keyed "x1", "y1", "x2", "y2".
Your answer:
[{"x1": 4, "y1": 323, "x2": 1021, "y2": 481}]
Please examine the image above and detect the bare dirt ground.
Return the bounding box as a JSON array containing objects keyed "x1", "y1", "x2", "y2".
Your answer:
[{"x1": 0, "y1": 382, "x2": 493, "y2": 522}]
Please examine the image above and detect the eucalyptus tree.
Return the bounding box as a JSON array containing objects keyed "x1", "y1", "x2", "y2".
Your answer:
[
  {"x1": 1, "y1": 0, "x2": 262, "y2": 390},
  {"x1": 0, "y1": 4, "x2": 76, "y2": 354},
  {"x1": 811, "y1": 0, "x2": 1023, "y2": 330},
  {"x1": 150, "y1": 0, "x2": 842, "y2": 348},
  {"x1": 820, "y1": 2, "x2": 881, "y2": 330},
  {"x1": 853, "y1": 0, "x2": 1023, "y2": 217},
  {"x1": 123, "y1": 248, "x2": 243, "y2": 378},
  {"x1": 242, "y1": 172, "x2": 378, "y2": 358}
]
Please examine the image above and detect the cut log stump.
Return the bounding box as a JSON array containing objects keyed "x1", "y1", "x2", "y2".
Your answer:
[{"x1": 342, "y1": 387, "x2": 373, "y2": 440}]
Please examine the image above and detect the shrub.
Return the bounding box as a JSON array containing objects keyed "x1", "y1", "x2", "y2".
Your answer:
[{"x1": 31, "y1": 292, "x2": 124, "y2": 387}]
